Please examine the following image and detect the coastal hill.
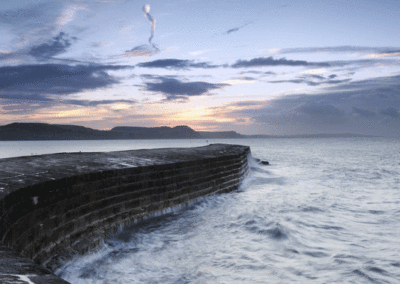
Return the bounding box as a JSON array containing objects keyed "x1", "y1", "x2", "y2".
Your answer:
[
  {"x1": 111, "y1": 126, "x2": 202, "y2": 139},
  {"x1": 0, "y1": 122, "x2": 374, "y2": 141},
  {"x1": 0, "y1": 123, "x2": 242, "y2": 140}
]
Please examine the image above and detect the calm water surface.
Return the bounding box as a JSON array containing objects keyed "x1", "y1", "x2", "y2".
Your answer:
[
  {"x1": 0, "y1": 139, "x2": 209, "y2": 159},
  {"x1": 2, "y1": 138, "x2": 399, "y2": 283}
]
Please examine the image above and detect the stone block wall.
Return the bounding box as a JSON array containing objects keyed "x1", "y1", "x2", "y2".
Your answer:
[{"x1": 0, "y1": 144, "x2": 250, "y2": 284}]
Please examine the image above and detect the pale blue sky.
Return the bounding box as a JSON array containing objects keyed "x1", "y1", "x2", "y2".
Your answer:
[{"x1": 1, "y1": 0, "x2": 400, "y2": 136}]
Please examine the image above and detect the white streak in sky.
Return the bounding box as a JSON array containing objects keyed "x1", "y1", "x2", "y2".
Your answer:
[{"x1": 142, "y1": 4, "x2": 158, "y2": 50}]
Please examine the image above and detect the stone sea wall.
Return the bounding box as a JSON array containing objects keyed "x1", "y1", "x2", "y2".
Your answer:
[{"x1": 0, "y1": 144, "x2": 250, "y2": 284}]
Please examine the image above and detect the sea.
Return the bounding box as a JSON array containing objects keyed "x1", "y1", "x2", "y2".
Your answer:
[{"x1": 1, "y1": 138, "x2": 399, "y2": 284}]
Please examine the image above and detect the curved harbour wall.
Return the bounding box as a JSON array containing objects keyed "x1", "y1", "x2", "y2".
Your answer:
[{"x1": 0, "y1": 144, "x2": 250, "y2": 284}]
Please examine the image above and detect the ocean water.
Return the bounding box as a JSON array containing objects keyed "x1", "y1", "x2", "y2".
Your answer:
[
  {"x1": 0, "y1": 139, "x2": 210, "y2": 159},
  {"x1": 2, "y1": 138, "x2": 400, "y2": 283}
]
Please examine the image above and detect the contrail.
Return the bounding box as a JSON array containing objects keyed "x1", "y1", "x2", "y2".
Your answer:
[{"x1": 142, "y1": 4, "x2": 158, "y2": 50}]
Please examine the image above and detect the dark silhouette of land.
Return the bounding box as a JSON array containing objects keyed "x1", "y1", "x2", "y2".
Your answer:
[{"x1": 0, "y1": 122, "x2": 376, "y2": 141}]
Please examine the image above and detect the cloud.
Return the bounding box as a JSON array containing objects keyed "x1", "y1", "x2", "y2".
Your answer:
[
  {"x1": 56, "y1": 4, "x2": 87, "y2": 29},
  {"x1": 189, "y1": 50, "x2": 210, "y2": 56},
  {"x1": 365, "y1": 51, "x2": 400, "y2": 58},
  {"x1": 269, "y1": 79, "x2": 317, "y2": 86},
  {"x1": 123, "y1": 45, "x2": 160, "y2": 58},
  {"x1": 306, "y1": 74, "x2": 325, "y2": 80},
  {"x1": 248, "y1": 100, "x2": 346, "y2": 129},
  {"x1": 269, "y1": 74, "x2": 351, "y2": 86},
  {"x1": 226, "y1": 27, "x2": 241, "y2": 34},
  {"x1": 238, "y1": 70, "x2": 276, "y2": 76},
  {"x1": 296, "y1": 102, "x2": 344, "y2": 118},
  {"x1": 0, "y1": 98, "x2": 136, "y2": 115},
  {"x1": 63, "y1": 99, "x2": 136, "y2": 107},
  {"x1": 227, "y1": 100, "x2": 262, "y2": 107},
  {"x1": 380, "y1": 107, "x2": 400, "y2": 119},
  {"x1": 0, "y1": 2, "x2": 80, "y2": 49},
  {"x1": 96, "y1": 0, "x2": 127, "y2": 3},
  {"x1": 272, "y1": 46, "x2": 400, "y2": 55},
  {"x1": 380, "y1": 49, "x2": 400, "y2": 55},
  {"x1": 0, "y1": 64, "x2": 133, "y2": 100},
  {"x1": 222, "y1": 78, "x2": 256, "y2": 85},
  {"x1": 352, "y1": 107, "x2": 376, "y2": 118},
  {"x1": 137, "y1": 59, "x2": 221, "y2": 69},
  {"x1": 0, "y1": 52, "x2": 16, "y2": 63},
  {"x1": 142, "y1": 76, "x2": 229, "y2": 101},
  {"x1": 0, "y1": 3, "x2": 52, "y2": 28},
  {"x1": 235, "y1": 76, "x2": 256, "y2": 81},
  {"x1": 225, "y1": 23, "x2": 251, "y2": 35},
  {"x1": 231, "y1": 56, "x2": 330, "y2": 68},
  {"x1": 91, "y1": 41, "x2": 114, "y2": 48},
  {"x1": 0, "y1": 2, "x2": 90, "y2": 65},
  {"x1": 28, "y1": 32, "x2": 74, "y2": 60},
  {"x1": 221, "y1": 74, "x2": 400, "y2": 136}
]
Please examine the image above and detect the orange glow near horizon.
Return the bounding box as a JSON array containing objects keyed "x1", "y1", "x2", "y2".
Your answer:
[
  {"x1": 365, "y1": 52, "x2": 400, "y2": 58},
  {"x1": 0, "y1": 98, "x2": 265, "y2": 133}
]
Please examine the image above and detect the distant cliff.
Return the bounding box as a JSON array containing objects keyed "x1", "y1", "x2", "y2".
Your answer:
[
  {"x1": 0, "y1": 123, "x2": 243, "y2": 140},
  {"x1": 111, "y1": 125, "x2": 202, "y2": 139},
  {"x1": 0, "y1": 122, "x2": 376, "y2": 141},
  {"x1": 198, "y1": 131, "x2": 245, "y2": 139},
  {"x1": 0, "y1": 123, "x2": 112, "y2": 140}
]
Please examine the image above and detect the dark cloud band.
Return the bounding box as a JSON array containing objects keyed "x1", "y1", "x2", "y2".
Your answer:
[
  {"x1": 269, "y1": 74, "x2": 351, "y2": 86},
  {"x1": 0, "y1": 64, "x2": 133, "y2": 99},
  {"x1": 28, "y1": 32, "x2": 74, "y2": 60},
  {"x1": 142, "y1": 76, "x2": 229, "y2": 101},
  {"x1": 224, "y1": 74, "x2": 400, "y2": 136},
  {"x1": 137, "y1": 59, "x2": 221, "y2": 69},
  {"x1": 225, "y1": 23, "x2": 251, "y2": 35},
  {"x1": 231, "y1": 56, "x2": 330, "y2": 68}
]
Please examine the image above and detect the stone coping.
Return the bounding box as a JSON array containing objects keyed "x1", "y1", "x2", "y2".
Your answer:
[{"x1": 0, "y1": 144, "x2": 249, "y2": 197}]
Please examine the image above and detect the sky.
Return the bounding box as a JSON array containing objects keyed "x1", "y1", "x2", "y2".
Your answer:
[{"x1": 1, "y1": 0, "x2": 400, "y2": 136}]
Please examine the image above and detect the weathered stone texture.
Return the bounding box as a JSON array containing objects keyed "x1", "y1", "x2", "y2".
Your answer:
[{"x1": 0, "y1": 144, "x2": 250, "y2": 283}]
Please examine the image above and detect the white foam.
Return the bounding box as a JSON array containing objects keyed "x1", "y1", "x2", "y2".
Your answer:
[{"x1": 0, "y1": 274, "x2": 36, "y2": 284}]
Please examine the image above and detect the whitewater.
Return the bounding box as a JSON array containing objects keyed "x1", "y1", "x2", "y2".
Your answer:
[{"x1": 2, "y1": 138, "x2": 399, "y2": 283}]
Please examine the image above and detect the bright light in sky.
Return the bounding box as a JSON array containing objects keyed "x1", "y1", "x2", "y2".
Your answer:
[
  {"x1": 1, "y1": 0, "x2": 400, "y2": 136},
  {"x1": 142, "y1": 5, "x2": 150, "y2": 14}
]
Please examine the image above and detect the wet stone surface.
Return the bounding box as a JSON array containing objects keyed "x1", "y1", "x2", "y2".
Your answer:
[
  {"x1": 0, "y1": 144, "x2": 250, "y2": 284},
  {"x1": 0, "y1": 144, "x2": 249, "y2": 197}
]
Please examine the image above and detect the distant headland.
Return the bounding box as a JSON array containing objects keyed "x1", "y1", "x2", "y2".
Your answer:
[{"x1": 0, "y1": 122, "x2": 376, "y2": 141}]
